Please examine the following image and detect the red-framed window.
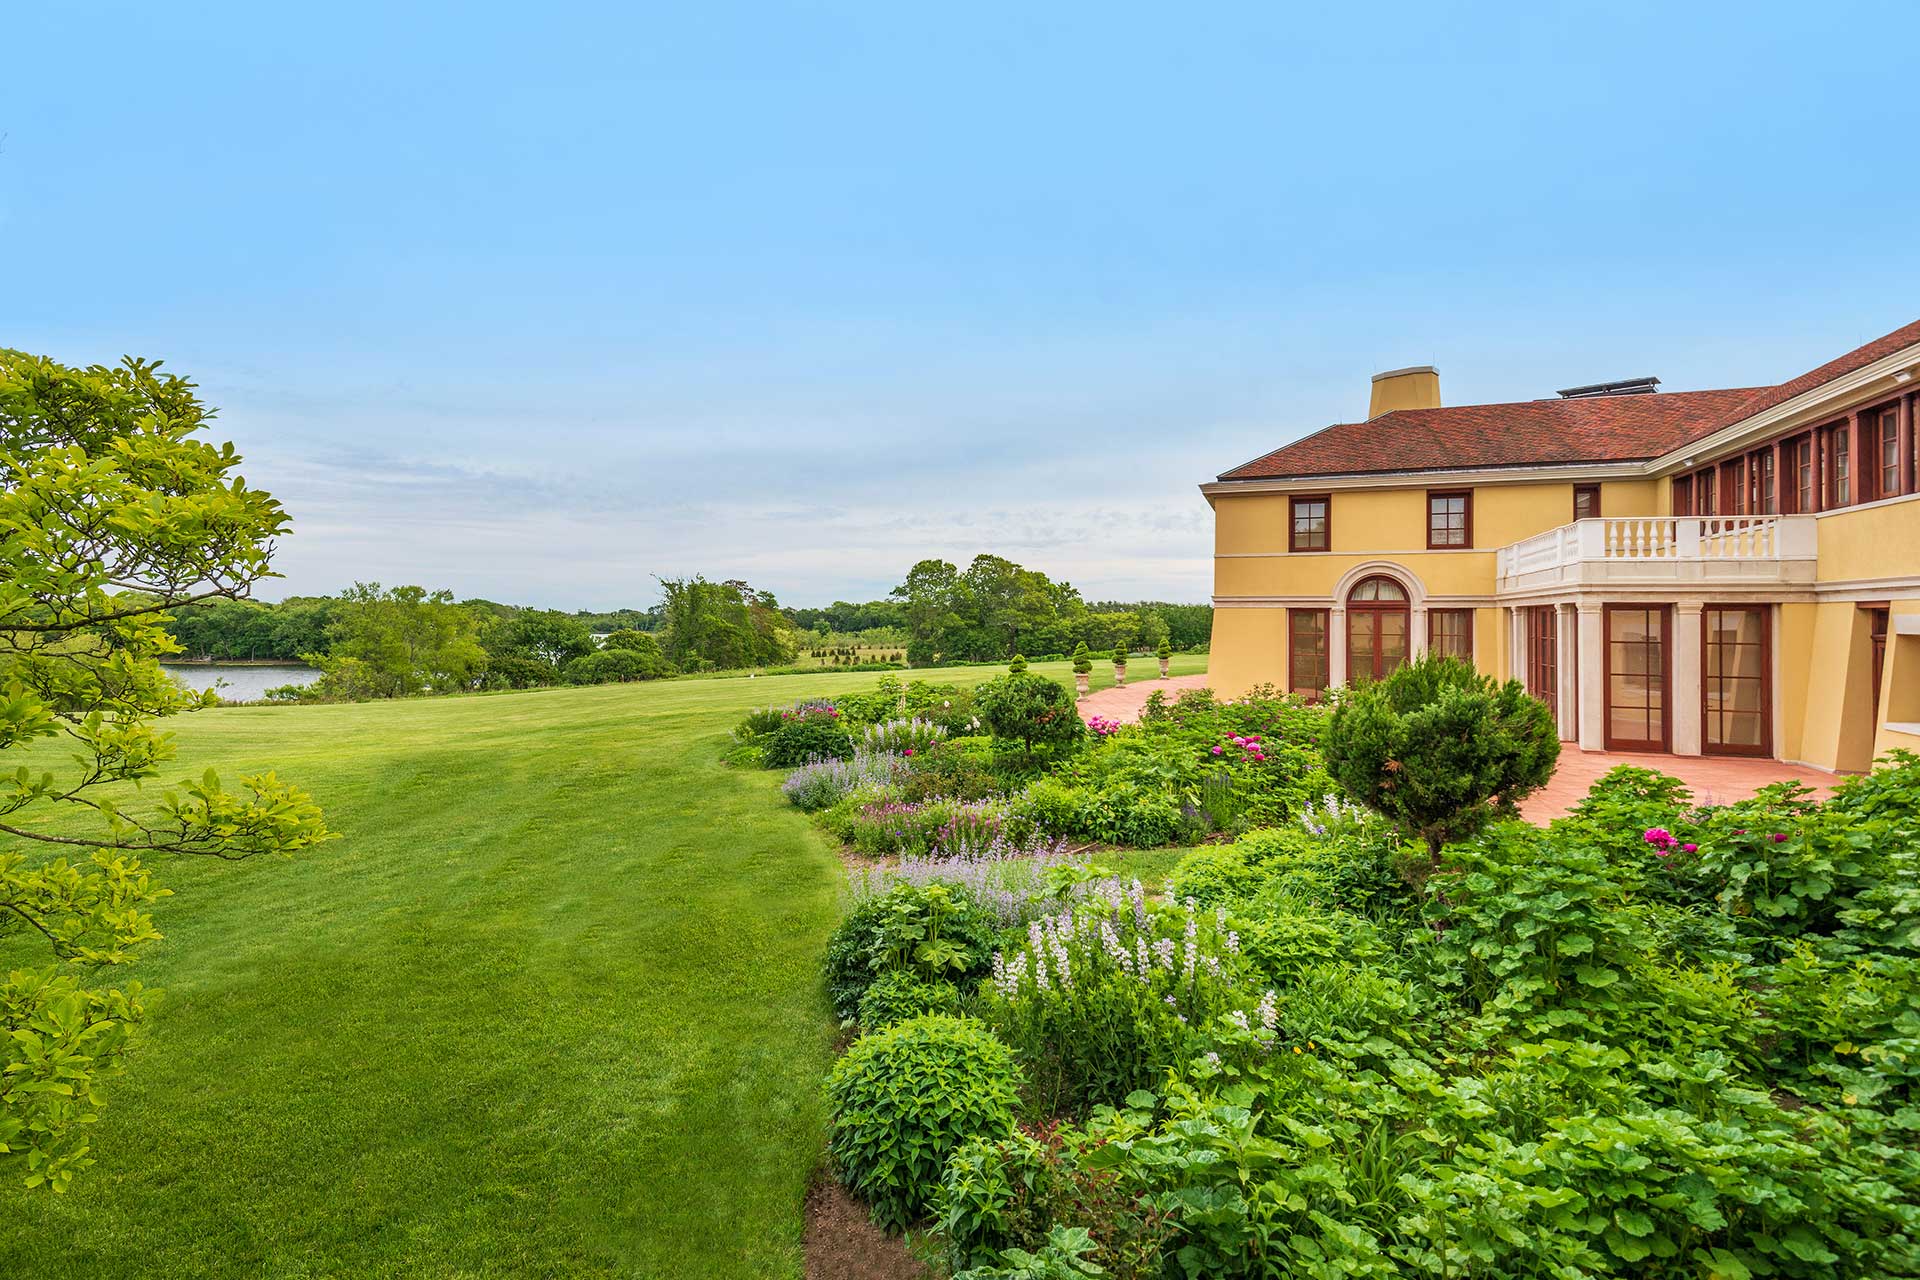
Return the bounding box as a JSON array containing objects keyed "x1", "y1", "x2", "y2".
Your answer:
[
  {"x1": 1790, "y1": 435, "x2": 1814, "y2": 512},
  {"x1": 1426, "y1": 490, "x2": 1472, "y2": 548},
  {"x1": 1429, "y1": 608, "x2": 1474, "y2": 661},
  {"x1": 1876, "y1": 406, "x2": 1901, "y2": 501},
  {"x1": 1828, "y1": 422, "x2": 1852, "y2": 507},
  {"x1": 1289, "y1": 495, "x2": 1330, "y2": 552},
  {"x1": 1573, "y1": 485, "x2": 1601, "y2": 520},
  {"x1": 1288, "y1": 608, "x2": 1329, "y2": 694}
]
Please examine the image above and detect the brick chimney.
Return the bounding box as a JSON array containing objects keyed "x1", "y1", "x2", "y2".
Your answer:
[{"x1": 1369, "y1": 365, "x2": 1440, "y2": 418}]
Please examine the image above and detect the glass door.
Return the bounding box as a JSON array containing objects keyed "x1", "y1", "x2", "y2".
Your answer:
[
  {"x1": 1605, "y1": 605, "x2": 1669, "y2": 752},
  {"x1": 1703, "y1": 607, "x2": 1770, "y2": 756},
  {"x1": 1525, "y1": 606, "x2": 1557, "y2": 718}
]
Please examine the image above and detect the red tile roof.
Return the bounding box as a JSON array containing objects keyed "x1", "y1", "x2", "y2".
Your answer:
[{"x1": 1218, "y1": 318, "x2": 1920, "y2": 483}]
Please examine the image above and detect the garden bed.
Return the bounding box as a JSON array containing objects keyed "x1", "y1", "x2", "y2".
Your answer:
[{"x1": 746, "y1": 663, "x2": 1920, "y2": 1280}]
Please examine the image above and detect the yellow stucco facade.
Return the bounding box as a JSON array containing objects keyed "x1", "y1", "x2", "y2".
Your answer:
[{"x1": 1205, "y1": 338, "x2": 1920, "y2": 774}]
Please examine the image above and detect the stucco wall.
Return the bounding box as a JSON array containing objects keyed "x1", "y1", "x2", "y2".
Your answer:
[{"x1": 1814, "y1": 495, "x2": 1920, "y2": 582}]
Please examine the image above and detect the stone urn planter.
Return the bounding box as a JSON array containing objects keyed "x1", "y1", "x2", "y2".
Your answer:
[
  {"x1": 1158, "y1": 656, "x2": 1171, "y2": 678},
  {"x1": 1112, "y1": 659, "x2": 1127, "y2": 687},
  {"x1": 1074, "y1": 671, "x2": 1090, "y2": 696}
]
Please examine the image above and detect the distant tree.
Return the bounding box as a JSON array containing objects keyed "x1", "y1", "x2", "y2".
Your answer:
[
  {"x1": 658, "y1": 576, "x2": 797, "y2": 671},
  {"x1": 1326, "y1": 654, "x2": 1560, "y2": 863},
  {"x1": 484, "y1": 609, "x2": 595, "y2": 673},
  {"x1": 600, "y1": 628, "x2": 666, "y2": 658},
  {"x1": 308, "y1": 584, "x2": 487, "y2": 698},
  {"x1": 0, "y1": 349, "x2": 333, "y2": 1190},
  {"x1": 566, "y1": 648, "x2": 674, "y2": 684}
]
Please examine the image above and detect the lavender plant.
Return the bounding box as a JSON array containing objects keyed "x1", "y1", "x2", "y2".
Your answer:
[
  {"x1": 849, "y1": 836, "x2": 1124, "y2": 928},
  {"x1": 781, "y1": 750, "x2": 909, "y2": 811}
]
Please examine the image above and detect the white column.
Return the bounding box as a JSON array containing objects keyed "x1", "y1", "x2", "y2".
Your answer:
[
  {"x1": 1672, "y1": 601, "x2": 1704, "y2": 756},
  {"x1": 1507, "y1": 607, "x2": 1523, "y2": 685},
  {"x1": 1577, "y1": 605, "x2": 1606, "y2": 751},
  {"x1": 1412, "y1": 607, "x2": 1429, "y2": 659},
  {"x1": 1329, "y1": 606, "x2": 1348, "y2": 687},
  {"x1": 1555, "y1": 602, "x2": 1579, "y2": 742}
]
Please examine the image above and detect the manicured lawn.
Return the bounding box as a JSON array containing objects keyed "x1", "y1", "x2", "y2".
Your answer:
[{"x1": 0, "y1": 656, "x2": 1204, "y2": 1278}]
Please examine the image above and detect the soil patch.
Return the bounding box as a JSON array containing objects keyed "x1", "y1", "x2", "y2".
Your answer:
[{"x1": 804, "y1": 1175, "x2": 929, "y2": 1280}]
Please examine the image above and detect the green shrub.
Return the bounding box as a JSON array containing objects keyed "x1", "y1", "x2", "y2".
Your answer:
[
  {"x1": 857, "y1": 970, "x2": 961, "y2": 1031},
  {"x1": 827, "y1": 1015, "x2": 1021, "y2": 1230},
  {"x1": 563, "y1": 647, "x2": 673, "y2": 684},
  {"x1": 824, "y1": 882, "x2": 1002, "y2": 1023},
  {"x1": 982, "y1": 895, "x2": 1274, "y2": 1115},
  {"x1": 1166, "y1": 846, "x2": 1257, "y2": 907},
  {"x1": 762, "y1": 709, "x2": 855, "y2": 768},
  {"x1": 938, "y1": 1130, "x2": 1173, "y2": 1279},
  {"x1": 1070, "y1": 643, "x2": 1092, "y2": 675},
  {"x1": 974, "y1": 673, "x2": 1085, "y2": 757},
  {"x1": 1327, "y1": 653, "x2": 1559, "y2": 860}
]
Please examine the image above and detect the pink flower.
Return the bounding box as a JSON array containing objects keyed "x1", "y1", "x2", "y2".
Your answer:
[
  {"x1": 1653, "y1": 848, "x2": 1672, "y2": 858},
  {"x1": 1211, "y1": 745, "x2": 1224, "y2": 755},
  {"x1": 1682, "y1": 843, "x2": 1698, "y2": 853},
  {"x1": 903, "y1": 748, "x2": 914, "y2": 757},
  {"x1": 1772, "y1": 833, "x2": 1789, "y2": 843}
]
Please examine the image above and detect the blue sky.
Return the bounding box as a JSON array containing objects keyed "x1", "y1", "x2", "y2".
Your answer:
[{"x1": 5, "y1": 2, "x2": 1917, "y2": 609}]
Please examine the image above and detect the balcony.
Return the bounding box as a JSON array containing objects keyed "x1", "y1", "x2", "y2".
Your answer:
[{"x1": 1496, "y1": 516, "x2": 1818, "y2": 594}]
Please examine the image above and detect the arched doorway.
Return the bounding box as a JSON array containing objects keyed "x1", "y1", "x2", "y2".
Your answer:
[{"x1": 1347, "y1": 575, "x2": 1410, "y2": 683}]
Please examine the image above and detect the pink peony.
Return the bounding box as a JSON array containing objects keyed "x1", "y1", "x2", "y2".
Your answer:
[
  {"x1": 1682, "y1": 843, "x2": 1698, "y2": 853},
  {"x1": 1211, "y1": 745, "x2": 1223, "y2": 755}
]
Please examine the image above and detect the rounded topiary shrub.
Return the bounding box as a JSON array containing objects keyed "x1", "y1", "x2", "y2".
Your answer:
[
  {"x1": 856, "y1": 970, "x2": 961, "y2": 1030},
  {"x1": 1326, "y1": 654, "x2": 1559, "y2": 862},
  {"x1": 827, "y1": 1014, "x2": 1021, "y2": 1231}
]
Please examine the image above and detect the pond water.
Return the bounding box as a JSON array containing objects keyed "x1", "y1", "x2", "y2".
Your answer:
[{"x1": 162, "y1": 663, "x2": 322, "y2": 703}]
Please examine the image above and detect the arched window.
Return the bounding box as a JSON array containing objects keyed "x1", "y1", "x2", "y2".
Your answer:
[{"x1": 1347, "y1": 575, "x2": 1410, "y2": 683}]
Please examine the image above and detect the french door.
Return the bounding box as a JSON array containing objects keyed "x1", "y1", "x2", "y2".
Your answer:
[
  {"x1": 1604, "y1": 605, "x2": 1670, "y2": 752},
  {"x1": 1347, "y1": 577, "x2": 1410, "y2": 684},
  {"x1": 1703, "y1": 606, "x2": 1771, "y2": 757},
  {"x1": 1524, "y1": 607, "x2": 1557, "y2": 718}
]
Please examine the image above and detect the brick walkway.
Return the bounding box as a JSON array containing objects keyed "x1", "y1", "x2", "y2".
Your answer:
[
  {"x1": 1077, "y1": 674, "x2": 1210, "y2": 724},
  {"x1": 1518, "y1": 748, "x2": 1837, "y2": 822}
]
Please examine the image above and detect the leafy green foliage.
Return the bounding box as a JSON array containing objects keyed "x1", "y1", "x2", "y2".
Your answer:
[
  {"x1": 924, "y1": 755, "x2": 1920, "y2": 1278},
  {"x1": 760, "y1": 707, "x2": 855, "y2": 768},
  {"x1": 1167, "y1": 846, "x2": 1258, "y2": 907},
  {"x1": 827, "y1": 1014, "x2": 1021, "y2": 1230},
  {"x1": 856, "y1": 970, "x2": 961, "y2": 1031},
  {"x1": 0, "y1": 349, "x2": 333, "y2": 1191},
  {"x1": 1327, "y1": 654, "x2": 1559, "y2": 859},
  {"x1": 823, "y1": 882, "x2": 1001, "y2": 1023}
]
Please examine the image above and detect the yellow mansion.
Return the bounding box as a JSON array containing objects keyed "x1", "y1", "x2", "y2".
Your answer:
[{"x1": 1203, "y1": 318, "x2": 1920, "y2": 774}]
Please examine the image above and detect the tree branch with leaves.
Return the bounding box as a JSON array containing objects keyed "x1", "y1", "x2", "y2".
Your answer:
[{"x1": 0, "y1": 349, "x2": 334, "y2": 1191}]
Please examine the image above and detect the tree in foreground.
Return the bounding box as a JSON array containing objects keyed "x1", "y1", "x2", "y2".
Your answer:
[
  {"x1": 0, "y1": 350, "x2": 334, "y2": 1190},
  {"x1": 974, "y1": 671, "x2": 1084, "y2": 758},
  {"x1": 1325, "y1": 654, "x2": 1559, "y2": 863}
]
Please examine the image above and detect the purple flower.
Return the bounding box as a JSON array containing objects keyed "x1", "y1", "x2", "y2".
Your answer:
[{"x1": 1772, "y1": 832, "x2": 1789, "y2": 843}]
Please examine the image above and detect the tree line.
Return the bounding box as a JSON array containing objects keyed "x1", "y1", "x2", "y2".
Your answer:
[
  {"x1": 158, "y1": 559, "x2": 1210, "y2": 699},
  {"x1": 888, "y1": 555, "x2": 1208, "y2": 664}
]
